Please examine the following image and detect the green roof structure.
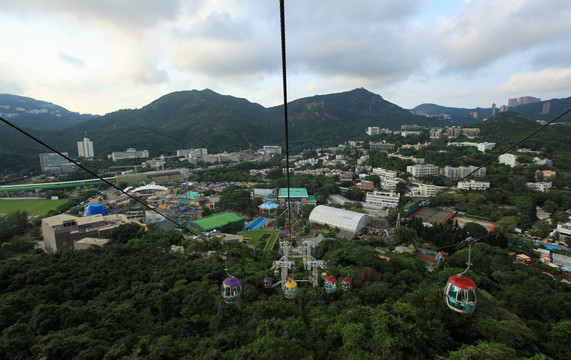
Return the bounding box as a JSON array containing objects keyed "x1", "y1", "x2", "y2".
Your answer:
[
  {"x1": 278, "y1": 188, "x2": 308, "y2": 198},
  {"x1": 191, "y1": 212, "x2": 245, "y2": 232}
]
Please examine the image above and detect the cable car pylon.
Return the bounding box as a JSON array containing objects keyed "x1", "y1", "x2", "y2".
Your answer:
[{"x1": 443, "y1": 237, "x2": 478, "y2": 314}]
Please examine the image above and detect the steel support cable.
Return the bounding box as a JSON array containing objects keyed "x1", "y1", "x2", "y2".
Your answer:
[
  {"x1": 0, "y1": 115, "x2": 188, "y2": 231},
  {"x1": 279, "y1": 0, "x2": 293, "y2": 240},
  {"x1": 422, "y1": 107, "x2": 571, "y2": 207}
]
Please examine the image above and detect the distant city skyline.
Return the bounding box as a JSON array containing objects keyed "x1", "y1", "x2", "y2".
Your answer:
[{"x1": 0, "y1": 0, "x2": 570, "y2": 115}]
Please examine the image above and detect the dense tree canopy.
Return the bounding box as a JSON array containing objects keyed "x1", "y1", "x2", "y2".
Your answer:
[{"x1": 0, "y1": 226, "x2": 569, "y2": 359}]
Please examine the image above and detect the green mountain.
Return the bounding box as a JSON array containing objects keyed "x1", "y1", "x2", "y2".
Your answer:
[
  {"x1": 413, "y1": 103, "x2": 493, "y2": 124},
  {"x1": 0, "y1": 94, "x2": 96, "y2": 130},
  {"x1": 1, "y1": 88, "x2": 441, "y2": 173},
  {"x1": 414, "y1": 96, "x2": 571, "y2": 125},
  {"x1": 508, "y1": 96, "x2": 571, "y2": 123}
]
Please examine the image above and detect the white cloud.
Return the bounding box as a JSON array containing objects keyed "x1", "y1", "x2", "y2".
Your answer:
[
  {"x1": 497, "y1": 67, "x2": 571, "y2": 95},
  {"x1": 435, "y1": 0, "x2": 571, "y2": 70}
]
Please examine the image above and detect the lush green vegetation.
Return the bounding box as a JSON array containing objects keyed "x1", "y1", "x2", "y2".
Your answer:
[
  {"x1": 0, "y1": 199, "x2": 69, "y2": 217},
  {"x1": 0, "y1": 225, "x2": 569, "y2": 359}
]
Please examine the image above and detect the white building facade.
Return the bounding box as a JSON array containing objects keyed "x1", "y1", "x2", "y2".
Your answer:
[
  {"x1": 457, "y1": 180, "x2": 490, "y2": 191},
  {"x1": 365, "y1": 191, "x2": 400, "y2": 208},
  {"x1": 407, "y1": 164, "x2": 439, "y2": 177},
  {"x1": 77, "y1": 138, "x2": 94, "y2": 158}
]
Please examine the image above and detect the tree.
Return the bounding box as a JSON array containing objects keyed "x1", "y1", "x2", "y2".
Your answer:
[{"x1": 110, "y1": 222, "x2": 146, "y2": 244}]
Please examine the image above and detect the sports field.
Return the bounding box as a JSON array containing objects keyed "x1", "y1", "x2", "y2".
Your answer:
[
  {"x1": 452, "y1": 217, "x2": 496, "y2": 233},
  {"x1": 0, "y1": 199, "x2": 69, "y2": 216},
  {"x1": 408, "y1": 207, "x2": 455, "y2": 224}
]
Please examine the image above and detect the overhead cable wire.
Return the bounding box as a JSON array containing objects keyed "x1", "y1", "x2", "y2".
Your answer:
[
  {"x1": 421, "y1": 107, "x2": 571, "y2": 207},
  {"x1": 0, "y1": 115, "x2": 188, "y2": 232},
  {"x1": 279, "y1": 0, "x2": 293, "y2": 240}
]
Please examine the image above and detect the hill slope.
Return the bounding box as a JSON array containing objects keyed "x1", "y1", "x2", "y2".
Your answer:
[
  {"x1": 3, "y1": 88, "x2": 439, "y2": 168},
  {"x1": 0, "y1": 94, "x2": 97, "y2": 130}
]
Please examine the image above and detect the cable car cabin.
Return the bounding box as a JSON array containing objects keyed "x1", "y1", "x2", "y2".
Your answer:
[
  {"x1": 284, "y1": 280, "x2": 298, "y2": 299},
  {"x1": 263, "y1": 277, "x2": 272, "y2": 288},
  {"x1": 324, "y1": 275, "x2": 337, "y2": 293},
  {"x1": 342, "y1": 277, "x2": 352, "y2": 291},
  {"x1": 221, "y1": 276, "x2": 242, "y2": 304},
  {"x1": 443, "y1": 275, "x2": 477, "y2": 314},
  {"x1": 308, "y1": 274, "x2": 316, "y2": 285}
]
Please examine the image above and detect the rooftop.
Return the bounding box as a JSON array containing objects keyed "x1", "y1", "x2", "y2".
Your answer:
[{"x1": 278, "y1": 188, "x2": 309, "y2": 198}]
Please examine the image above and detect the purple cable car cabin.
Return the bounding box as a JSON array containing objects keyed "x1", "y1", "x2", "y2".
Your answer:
[{"x1": 221, "y1": 276, "x2": 242, "y2": 304}]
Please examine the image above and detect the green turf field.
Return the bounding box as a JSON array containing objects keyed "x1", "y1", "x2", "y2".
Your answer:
[
  {"x1": 0, "y1": 199, "x2": 69, "y2": 216},
  {"x1": 238, "y1": 230, "x2": 279, "y2": 251}
]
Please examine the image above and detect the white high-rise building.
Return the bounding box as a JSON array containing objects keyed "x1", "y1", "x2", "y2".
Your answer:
[{"x1": 77, "y1": 138, "x2": 94, "y2": 158}]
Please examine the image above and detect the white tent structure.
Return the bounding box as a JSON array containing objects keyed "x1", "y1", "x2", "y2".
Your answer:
[
  {"x1": 308, "y1": 205, "x2": 370, "y2": 239},
  {"x1": 131, "y1": 184, "x2": 168, "y2": 194}
]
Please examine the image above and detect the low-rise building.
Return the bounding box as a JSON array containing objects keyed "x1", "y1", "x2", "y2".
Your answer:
[
  {"x1": 407, "y1": 164, "x2": 439, "y2": 177},
  {"x1": 42, "y1": 213, "x2": 129, "y2": 252},
  {"x1": 457, "y1": 180, "x2": 490, "y2": 191},
  {"x1": 110, "y1": 148, "x2": 149, "y2": 162},
  {"x1": 526, "y1": 182, "x2": 552, "y2": 193},
  {"x1": 360, "y1": 180, "x2": 375, "y2": 191},
  {"x1": 442, "y1": 166, "x2": 486, "y2": 179},
  {"x1": 498, "y1": 153, "x2": 518, "y2": 167},
  {"x1": 365, "y1": 191, "x2": 400, "y2": 208}
]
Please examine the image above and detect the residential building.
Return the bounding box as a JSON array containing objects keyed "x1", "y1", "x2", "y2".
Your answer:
[
  {"x1": 500, "y1": 105, "x2": 508, "y2": 112},
  {"x1": 339, "y1": 171, "x2": 353, "y2": 182},
  {"x1": 263, "y1": 145, "x2": 282, "y2": 155},
  {"x1": 477, "y1": 143, "x2": 495, "y2": 152},
  {"x1": 77, "y1": 137, "x2": 94, "y2": 158},
  {"x1": 533, "y1": 157, "x2": 553, "y2": 166},
  {"x1": 360, "y1": 180, "x2": 374, "y2": 191},
  {"x1": 508, "y1": 98, "x2": 519, "y2": 107},
  {"x1": 41, "y1": 213, "x2": 129, "y2": 252},
  {"x1": 535, "y1": 170, "x2": 556, "y2": 180},
  {"x1": 178, "y1": 148, "x2": 208, "y2": 163},
  {"x1": 401, "y1": 143, "x2": 429, "y2": 150},
  {"x1": 555, "y1": 222, "x2": 571, "y2": 241},
  {"x1": 447, "y1": 142, "x2": 495, "y2": 152},
  {"x1": 457, "y1": 180, "x2": 490, "y2": 191},
  {"x1": 372, "y1": 167, "x2": 398, "y2": 181},
  {"x1": 366, "y1": 127, "x2": 391, "y2": 136},
  {"x1": 462, "y1": 128, "x2": 481, "y2": 138},
  {"x1": 519, "y1": 96, "x2": 540, "y2": 105},
  {"x1": 365, "y1": 191, "x2": 400, "y2": 208},
  {"x1": 407, "y1": 164, "x2": 439, "y2": 177},
  {"x1": 110, "y1": 148, "x2": 149, "y2": 162},
  {"x1": 526, "y1": 182, "x2": 552, "y2": 193},
  {"x1": 498, "y1": 153, "x2": 518, "y2": 167},
  {"x1": 442, "y1": 166, "x2": 486, "y2": 179},
  {"x1": 369, "y1": 142, "x2": 395, "y2": 151},
  {"x1": 411, "y1": 183, "x2": 439, "y2": 197},
  {"x1": 39, "y1": 152, "x2": 70, "y2": 174},
  {"x1": 491, "y1": 103, "x2": 497, "y2": 116},
  {"x1": 541, "y1": 102, "x2": 551, "y2": 114},
  {"x1": 381, "y1": 178, "x2": 399, "y2": 192}
]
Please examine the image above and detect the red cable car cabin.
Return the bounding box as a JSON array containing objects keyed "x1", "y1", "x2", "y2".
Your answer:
[{"x1": 443, "y1": 274, "x2": 477, "y2": 314}]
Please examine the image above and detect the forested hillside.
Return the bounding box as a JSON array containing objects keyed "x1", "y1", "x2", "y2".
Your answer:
[{"x1": 0, "y1": 226, "x2": 569, "y2": 359}]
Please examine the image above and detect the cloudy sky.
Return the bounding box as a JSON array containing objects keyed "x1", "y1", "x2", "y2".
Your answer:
[{"x1": 1, "y1": 0, "x2": 570, "y2": 115}]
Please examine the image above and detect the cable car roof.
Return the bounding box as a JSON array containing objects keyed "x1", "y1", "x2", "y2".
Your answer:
[{"x1": 447, "y1": 274, "x2": 476, "y2": 290}]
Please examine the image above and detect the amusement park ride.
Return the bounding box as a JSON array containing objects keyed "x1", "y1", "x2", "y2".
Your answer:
[
  {"x1": 221, "y1": 238, "x2": 352, "y2": 304},
  {"x1": 443, "y1": 237, "x2": 478, "y2": 314},
  {"x1": 221, "y1": 0, "x2": 478, "y2": 314}
]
